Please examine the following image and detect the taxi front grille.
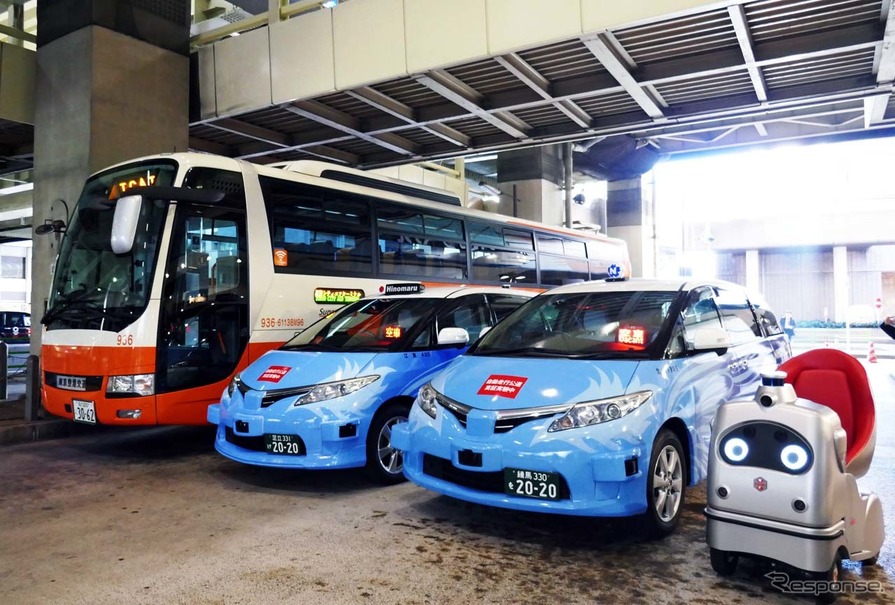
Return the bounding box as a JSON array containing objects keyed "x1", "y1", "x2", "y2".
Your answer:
[
  {"x1": 238, "y1": 381, "x2": 313, "y2": 408},
  {"x1": 422, "y1": 454, "x2": 571, "y2": 500},
  {"x1": 437, "y1": 392, "x2": 567, "y2": 434}
]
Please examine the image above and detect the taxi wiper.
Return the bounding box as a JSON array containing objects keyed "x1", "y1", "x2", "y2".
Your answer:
[
  {"x1": 575, "y1": 350, "x2": 651, "y2": 360},
  {"x1": 474, "y1": 346, "x2": 569, "y2": 358}
]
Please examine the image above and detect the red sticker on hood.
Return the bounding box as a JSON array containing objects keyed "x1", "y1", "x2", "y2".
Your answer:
[
  {"x1": 258, "y1": 365, "x2": 291, "y2": 383},
  {"x1": 477, "y1": 375, "x2": 528, "y2": 398}
]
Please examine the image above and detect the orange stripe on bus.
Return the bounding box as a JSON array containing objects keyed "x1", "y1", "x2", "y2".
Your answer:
[{"x1": 41, "y1": 341, "x2": 287, "y2": 426}]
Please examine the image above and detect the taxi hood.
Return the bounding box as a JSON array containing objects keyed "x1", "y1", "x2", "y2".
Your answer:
[
  {"x1": 239, "y1": 350, "x2": 378, "y2": 390},
  {"x1": 432, "y1": 356, "x2": 640, "y2": 411}
]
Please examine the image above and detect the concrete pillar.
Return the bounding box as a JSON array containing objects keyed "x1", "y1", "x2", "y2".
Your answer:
[
  {"x1": 606, "y1": 177, "x2": 654, "y2": 278},
  {"x1": 833, "y1": 245, "x2": 849, "y2": 323},
  {"x1": 31, "y1": 0, "x2": 190, "y2": 354},
  {"x1": 495, "y1": 146, "x2": 564, "y2": 224},
  {"x1": 745, "y1": 249, "x2": 760, "y2": 294}
]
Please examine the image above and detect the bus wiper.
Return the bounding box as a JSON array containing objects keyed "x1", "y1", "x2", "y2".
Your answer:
[
  {"x1": 42, "y1": 288, "x2": 103, "y2": 325},
  {"x1": 474, "y1": 346, "x2": 569, "y2": 358}
]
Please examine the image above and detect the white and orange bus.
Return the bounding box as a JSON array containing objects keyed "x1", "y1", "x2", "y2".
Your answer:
[{"x1": 40, "y1": 152, "x2": 630, "y2": 426}]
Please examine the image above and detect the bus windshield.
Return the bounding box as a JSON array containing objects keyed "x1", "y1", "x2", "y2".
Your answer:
[{"x1": 44, "y1": 161, "x2": 176, "y2": 330}]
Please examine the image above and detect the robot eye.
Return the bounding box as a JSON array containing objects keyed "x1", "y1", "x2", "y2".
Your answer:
[
  {"x1": 723, "y1": 437, "x2": 749, "y2": 462},
  {"x1": 780, "y1": 444, "x2": 809, "y2": 471}
]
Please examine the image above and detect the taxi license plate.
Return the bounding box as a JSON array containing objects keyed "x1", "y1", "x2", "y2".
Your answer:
[
  {"x1": 264, "y1": 434, "x2": 302, "y2": 455},
  {"x1": 504, "y1": 468, "x2": 560, "y2": 500},
  {"x1": 72, "y1": 399, "x2": 96, "y2": 424}
]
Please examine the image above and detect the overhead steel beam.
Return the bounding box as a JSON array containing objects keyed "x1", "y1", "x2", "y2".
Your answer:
[
  {"x1": 235, "y1": 132, "x2": 355, "y2": 160},
  {"x1": 347, "y1": 86, "x2": 470, "y2": 147},
  {"x1": 728, "y1": 4, "x2": 768, "y2": 103},
  {"x1": 285, "y1": 100, "x2": 418, "y2": 156},
  {"x1": 302, "y1": 145, "x2": 360, "y2": 165},
  {"x1": 189, "y1": 136, "x2": 232, "y2": 155},
  {"x1": 208, "y1": 118, "x2": 291, "y2": 147},
  {"x1": 581, "y1": 33, "x2": 666, "y2": 119},
  {"x1": 414, "y1": 70, "x2": 529, "y2": 139},
  {"x1": 864, "y1": 94, "x2": 890, "y2": 126},
  {"x1": 494, "y1": 53, "x2": 592, "y2": 128},
  {"x1": 865, "y1": 1, "x2": 895, "y2": 125}
]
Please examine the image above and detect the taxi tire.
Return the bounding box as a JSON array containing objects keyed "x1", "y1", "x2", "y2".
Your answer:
[
  {"x1": 643, "y1": 428, "x2": 686, "y2": 539},
  {"x1": 365, "y1": 403, "x2": 409, "y2": 485}
]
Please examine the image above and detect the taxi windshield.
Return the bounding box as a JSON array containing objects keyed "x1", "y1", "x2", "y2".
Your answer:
[
  {"x1": 471, "y1": 290, "x2": 680, "y2": 359},
  {"x1": 282, "y1": 297, "x2": 433, "y2": 352}
]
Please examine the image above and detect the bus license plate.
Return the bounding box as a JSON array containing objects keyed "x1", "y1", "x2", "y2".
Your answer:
[
  {"x1": 265, "y1": 434, "x2": 302, "y2": 455},
  {"x1": 504, "y1": 468, "x2": 560, "y2": 500},
  {"x1": 72, "y1": 399, "x2": 96, "y2": 424}
]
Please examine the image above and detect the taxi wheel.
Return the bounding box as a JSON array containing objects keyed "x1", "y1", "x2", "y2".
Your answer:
[
  {"x1": 365, "y1": 403, "x2": 409, "y2": 485},
  {"x1": 709, "y1": 548, "x2": 738, "y2": 576},
  {"x1": 643, "y1": 429, "x2": 686, "y2": 538}
]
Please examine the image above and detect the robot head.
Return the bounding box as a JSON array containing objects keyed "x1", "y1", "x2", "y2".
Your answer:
[{"x1": 754, "y1": 370, "x2": 797, "y2": 408}]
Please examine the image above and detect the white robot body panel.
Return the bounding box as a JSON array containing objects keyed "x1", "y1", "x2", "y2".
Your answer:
[{"x1": 706, "y1": 508, "x2": 846, "y2": 572}]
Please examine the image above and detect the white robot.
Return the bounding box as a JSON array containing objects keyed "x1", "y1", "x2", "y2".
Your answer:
[{"x1": 705, "y1": 348, "x2": 884, "y2": 597}]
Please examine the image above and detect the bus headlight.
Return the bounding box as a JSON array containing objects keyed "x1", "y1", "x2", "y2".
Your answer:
[
  {"x1": 107, "y1": 373, "x2": 155, "y2": 396},
  {"x1": 295, "y1": 375, "x2": 380, "y2": 405},
  {"x1": 417, "y1": 383, "x2": 438, "y2": 419},
  {"x1": 548, "y1": 390, "x2": 652, "y2": 431}
]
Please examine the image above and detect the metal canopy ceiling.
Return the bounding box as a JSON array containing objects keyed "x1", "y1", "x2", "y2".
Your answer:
[{"x1": 188, "y1": 0, "x2": 895, "y2": 172}]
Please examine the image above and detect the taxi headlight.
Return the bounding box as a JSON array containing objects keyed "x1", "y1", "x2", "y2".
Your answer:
[
  {"x1": 107, "y1": 373, "x2": 154, "y2": 396},
  {"x1": 227, "y1": 374, "x2": 241, "y2": 398},
  {"x1": 417, "y1": 383, "x2": 438, "y2": 419},
  {"x1": 294, "y1": 375, "x2": 380, "y2": 405},
  {"x1": 548, "y1": 390, "x2": 652, "y2": 432}
]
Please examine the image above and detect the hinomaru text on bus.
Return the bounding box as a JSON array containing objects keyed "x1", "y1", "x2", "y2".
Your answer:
[{"x1": 109, "y1": 172, "x2": 158, "y2": 199}]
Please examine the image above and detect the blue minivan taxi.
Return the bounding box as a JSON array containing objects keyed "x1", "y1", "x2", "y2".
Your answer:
[
  {"x1": 392, "y1": 278, "x2": 791, "y2": 535},
  {"x1": 207, "y1": 285, "x2": 533, "y2": 483}
]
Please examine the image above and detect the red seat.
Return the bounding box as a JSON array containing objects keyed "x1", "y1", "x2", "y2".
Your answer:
[{"x1": 778, "y1": 349, "x2": 876, "y2": 476}]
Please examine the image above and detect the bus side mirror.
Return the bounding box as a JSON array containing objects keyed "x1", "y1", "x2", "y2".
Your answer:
[{"x1": 111, "y1": 195, "x2": 142, "y2": 254}]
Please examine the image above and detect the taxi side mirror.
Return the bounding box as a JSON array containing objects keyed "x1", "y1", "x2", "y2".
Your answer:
[
  {"x1": 685, "y1": 325, "x2": 730, "y2": 354},
  {"x1": 437, "y1": 327, "x2": 469, "y2": 347}
]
